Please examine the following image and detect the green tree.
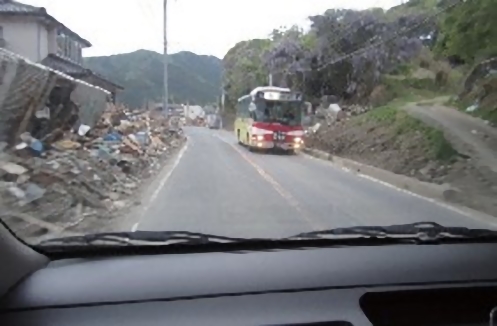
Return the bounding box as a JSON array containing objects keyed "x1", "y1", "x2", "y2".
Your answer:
[
  {"x1": 85, "y1": 50, "x2": 222, "y2": 108},
  {"x1": 436, "y1": 0, "x2": 497, "y2": 63},
  {"x1": 222, "y1": 39, "x2": 271, "y2": 112}
]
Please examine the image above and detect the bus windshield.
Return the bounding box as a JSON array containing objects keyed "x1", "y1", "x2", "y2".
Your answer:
[{"x1": 254, "y1": 100, "x2": 302, "y2": 126}]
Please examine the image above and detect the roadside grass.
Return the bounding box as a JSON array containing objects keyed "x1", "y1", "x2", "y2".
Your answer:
[
  {"x1": 314, "y1": 54, "x2": 461, "y2": 174},
  {"x1": 382, "y1": 76, "x2": 447, "y2": 102},
  {"x1": 474, "y1": 107, "x2": 497, "y2": 125},
  {"x1": 443, "y1": 71, "x2": 497, "y2": 125},
  {"x1": 350, "y1": 73, "x2": 459, "y2": 162},
  {"x1": 447, "y1": 97, "x2": 497, "y2": 125},
  {"x1": 357, "y1": 104, "x2": 458, "y2": 162}
]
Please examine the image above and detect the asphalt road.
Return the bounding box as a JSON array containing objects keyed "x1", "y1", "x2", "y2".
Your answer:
[{"x1": 136, "y1": 127, "x2": 496, "y2": 238}]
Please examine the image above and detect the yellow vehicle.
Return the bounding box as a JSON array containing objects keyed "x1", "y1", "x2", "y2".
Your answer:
[{"x1": 234, "y1": 86, "x2": 305, "y2": 153}]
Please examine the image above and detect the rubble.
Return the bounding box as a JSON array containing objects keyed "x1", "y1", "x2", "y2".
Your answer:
[
  {"x1": 0, "y1": 103, "x2": 185, "y2": 241},
  {"x1": 303, "y1": 99, "x2": 376, "y2": 142}
]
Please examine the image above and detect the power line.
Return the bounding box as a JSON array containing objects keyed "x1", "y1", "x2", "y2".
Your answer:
[
  {"x1": 143, "y1": 0, "x2": 162, "y2": 30},
  {"x1": 275, "y1": 0, "x2": 461, "y2": 77},
  {"x1": 270, "y1": 0, "x2": 461, "y2": 91},
  {"x1": 269, "y1": 0, "x2": 385, "y2": 82},
  {"x1": 133, "y1": 0, "x2": 182, "y2": 51},
  {"x1": 135, "y1": 0, "x2": 162, "y2": 38},
  {"x1": 312, "y1": 0, "x2": 462, "y2": 71}
]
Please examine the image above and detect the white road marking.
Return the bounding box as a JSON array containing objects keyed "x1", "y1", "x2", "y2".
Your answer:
[
  {"x1": 214, "y1": 134, "x2": 489, "y2": 226},
  {"x1": 150, "y1": 143, "x2": 188, "y2": 203},
  {"x1": 356, "y1": 172, "x2": 497, "y2": 228},
  {"x1": 303, "y1": 153, "x2": 497, "y2": 228},
  {"x1": 130, "y1": 141, "x2": 189, "y2": 232}
]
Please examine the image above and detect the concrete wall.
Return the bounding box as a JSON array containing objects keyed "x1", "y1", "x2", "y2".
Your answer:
[
  {"x1": 71, "y1": 81, "x2": 109, "y2": 127},
  {"x1": 38, "y1": 23, "x2": 48, "y2": 61},
  {"x1": 47, "y1": 27, "x2": 57, "y2": 54},
  {"x1": 0, "y1": 17, "x2": 48, "y2": 62}
]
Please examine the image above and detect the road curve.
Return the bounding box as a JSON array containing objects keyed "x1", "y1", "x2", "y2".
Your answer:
[{"x1": 136, "y1": 127, "x2": 495, "y2": 238}]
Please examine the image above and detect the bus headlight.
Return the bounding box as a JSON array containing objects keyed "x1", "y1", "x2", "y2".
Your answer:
[
  {"x1": 256, "y1": 135, "x2": 264, "y2": 141},
  {"x1": 293, "y1": 137, "x2": 302, "y2": 143}
]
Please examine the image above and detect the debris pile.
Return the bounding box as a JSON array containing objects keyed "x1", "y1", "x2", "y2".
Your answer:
[
  {"x1": 305, "y1": 102, "x2": 373, "y2": 136},
  {"x1": 0, "y1": 103, "x2": 185, "y2": 241}
]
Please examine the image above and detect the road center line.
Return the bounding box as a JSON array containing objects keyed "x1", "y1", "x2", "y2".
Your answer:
[{"x1": 215, "y1": 134, "x2": 322, "y2": 231}]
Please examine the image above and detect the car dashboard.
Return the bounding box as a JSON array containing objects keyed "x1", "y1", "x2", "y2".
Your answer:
[{"x1": 1, "y1": 242, "x2": 497, "y2": 326}]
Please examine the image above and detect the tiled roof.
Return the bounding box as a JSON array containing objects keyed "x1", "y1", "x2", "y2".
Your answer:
[
  {"x1": 87, "y1": 72, "x2": 125, "y2": 91},
  {"x1": 41, "y1": 54, "x2": 124, "y2": 90},
  {"x1": 0, "y1": 47, "x2": 110, "y2": 95},
  {"x1": 0, "y1": 0, "x2": 39, "y2": 13},
  {"x1": 41, "y1": 53, "x2": 87, "y2": 75},
  {"x1": 0, "y1": 0, "x2": 91, "y2": 47}
]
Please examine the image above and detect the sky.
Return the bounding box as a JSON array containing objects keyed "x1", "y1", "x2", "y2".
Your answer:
[{"x1": 22, "y1": 0, "x2": 403, "y2": 58}]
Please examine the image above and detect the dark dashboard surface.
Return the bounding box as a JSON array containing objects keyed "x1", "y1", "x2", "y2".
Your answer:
[{"x1": 2, "y1": 243, "x2": 497, "y2": 326}]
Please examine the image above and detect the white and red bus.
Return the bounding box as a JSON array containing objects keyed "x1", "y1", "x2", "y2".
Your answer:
[{"x1": 234, "y1": 86, "x2": 305, "y2": 153}]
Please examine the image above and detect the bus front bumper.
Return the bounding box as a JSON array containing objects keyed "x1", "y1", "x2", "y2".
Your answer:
[{"x1": 250, "y1": 140, "x2": 304, "y2": 151}]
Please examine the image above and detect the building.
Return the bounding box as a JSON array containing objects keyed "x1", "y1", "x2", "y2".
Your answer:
[
  {"x1": 185, "y1": 105, "x2": 205, "y2": 120},
  {"x1": 0, "y1": 0, "x2": 123, "y2": 102}
]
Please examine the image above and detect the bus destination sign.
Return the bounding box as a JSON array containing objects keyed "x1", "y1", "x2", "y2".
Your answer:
[{"x1": 263, "y1": 91, "x2": 301, "y2": 101}]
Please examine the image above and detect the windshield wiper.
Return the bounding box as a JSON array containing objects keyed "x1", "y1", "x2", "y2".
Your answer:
[
  {"x1": 37, "y1": 222, "x2": 497, "y2": 249},
  {"x1": 290, "y1": 222, "x2": 497, "y2": 242},
  {"x1": 37, "y1": 231, "x2": 258, "y2": 247}
]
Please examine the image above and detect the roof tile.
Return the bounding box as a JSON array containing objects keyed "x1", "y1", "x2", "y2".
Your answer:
[
  {"x1": 0, "y1": 0, "x2": 40, "y2": 14},
  {"x1": 41, "y1": 53, "x2": 87, "y2": 75},
  {"x1": 41, "y1": 54, "x2": 124, "y2": 90}
]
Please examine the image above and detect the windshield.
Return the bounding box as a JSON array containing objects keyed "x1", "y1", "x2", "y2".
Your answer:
[
  {"x1": 0, "y1": 0, "x2": 496, "y2": 249},
  {"x1": 254, "y1": 100, "x2": 303, "y2": 126}
]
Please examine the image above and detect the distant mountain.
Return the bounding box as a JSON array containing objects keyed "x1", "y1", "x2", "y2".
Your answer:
[{"x1": 84, "y1": 50, "x2": 222, "y2": 108}]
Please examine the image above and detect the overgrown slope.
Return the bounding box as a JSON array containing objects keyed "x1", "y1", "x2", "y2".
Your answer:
[{"x1": 220, "y1": 0, "x2": 497, "y2": 215}]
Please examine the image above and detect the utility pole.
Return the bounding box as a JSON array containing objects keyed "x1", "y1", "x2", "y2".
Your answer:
[
  {"x1": 220, "y1": 82, "x2": 225, "y2": 114},
  {"x1": 269, "y1": 73, "x2": 273, "y2": 86},
  {"x1": 163, "y1": 0, "x2": 168, "y2": 116}
]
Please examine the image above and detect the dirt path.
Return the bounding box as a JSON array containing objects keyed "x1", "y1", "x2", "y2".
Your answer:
[{"x1": 403, "y1": 98, "x2": 497, "y2": 173}]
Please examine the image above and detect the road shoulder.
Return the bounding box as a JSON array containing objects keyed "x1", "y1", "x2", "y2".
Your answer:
[
  {"x1": 108, "y1": 139, "x2": 189, "y2": 232},
  {"x1": 302, "y1": 147, "x2": 497, "y2": 226}
]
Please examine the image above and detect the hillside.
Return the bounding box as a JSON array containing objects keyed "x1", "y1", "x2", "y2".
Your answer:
[
  {"x1": 221, "y1": 0, "x2": 497, "y2": 216},
  {"x1": 84, "y1": 50, "x2": 222, "y2": 108}
]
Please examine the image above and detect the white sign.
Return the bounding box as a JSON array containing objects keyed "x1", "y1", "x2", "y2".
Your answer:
[{"x1": 263, "y1": 92, "x2": 299, "y2": 101}]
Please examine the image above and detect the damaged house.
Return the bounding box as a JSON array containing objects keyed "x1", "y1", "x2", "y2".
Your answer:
[
  {"x1": 0, "y1": 0, "x2": 123, "y2": 102},
  {"x1": 0, "y1": 0, "x2": 126, "y2": 147},
  {"x1": 0, "y1": 0, "x2": 187, "y2": 241}
]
